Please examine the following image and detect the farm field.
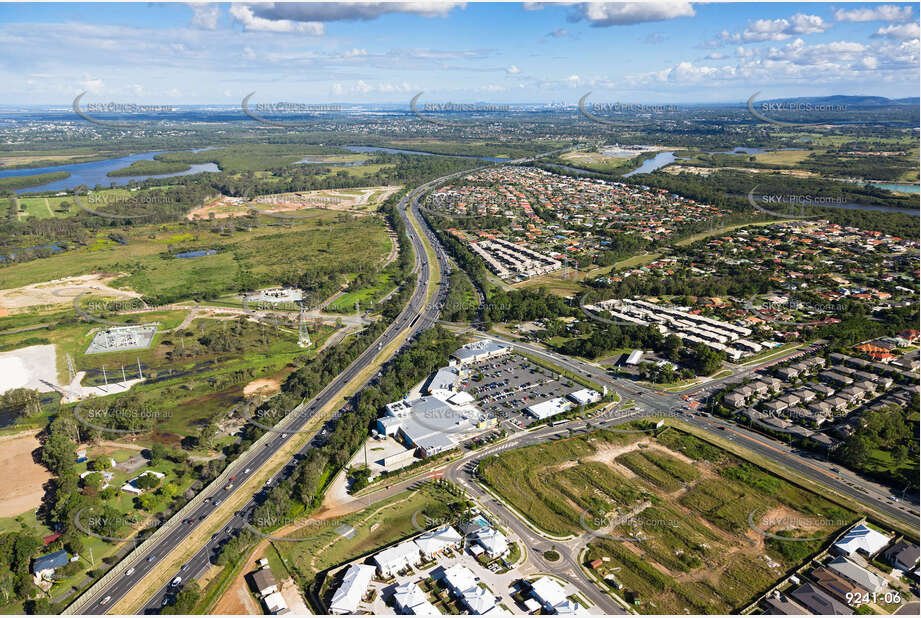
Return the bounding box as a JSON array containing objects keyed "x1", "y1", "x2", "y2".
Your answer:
[{"x1": 479, "y1": 423, "x2": 858, "y2": 614}]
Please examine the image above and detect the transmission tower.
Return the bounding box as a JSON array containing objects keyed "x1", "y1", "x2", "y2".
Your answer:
[
  {"x1": 298, "y1": 305, "x2": 312, "y2": 348},
  {"x1": 65, "y1": 353, "x2": 76, "y2": 383}
]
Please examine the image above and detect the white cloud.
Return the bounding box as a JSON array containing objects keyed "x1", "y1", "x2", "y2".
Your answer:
[
  {"x1": 568, "y1": 2, "x2": 694, "y2": 27},
  {"x1": 80, "y1": 77, "x2": 104, "y2": 94},
  {"x1": 506, "y1": 65, "x2": 520, "y2": 74},
  {"x1": 343, "y1": 48, "x2": 368, "y2": 57},
  {"x1": 547, "y1": 28, "x2": 568, "y2": 38},
  {"x1": 188, "y1": 3, "x2": 219, "y2": 30},
  {"x1": 872, "y1": 23, "x2": 921, "y2": 41},
  {"x1": 717, "y1": 14, "x2": 830, "y2": 44},
  {"x1": 229, "y1": 5, "x2": 324, "y2": 34},
  {"x1": 833, "y1": 5, "x2": 914, "y2": 23}
]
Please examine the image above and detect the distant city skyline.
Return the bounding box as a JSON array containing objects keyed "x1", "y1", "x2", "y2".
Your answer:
[{"x1": 1, "y1": 1, "x2": 918, "y2": 105}]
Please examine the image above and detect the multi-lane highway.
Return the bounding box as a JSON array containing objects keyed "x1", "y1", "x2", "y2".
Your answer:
[{"x1": 71, "y1": 171, "x2": 462, "y2": 614}]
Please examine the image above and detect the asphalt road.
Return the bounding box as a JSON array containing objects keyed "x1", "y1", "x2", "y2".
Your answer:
[{"x1": 75, "y1": 171, "x2": 459, "y2": 614}]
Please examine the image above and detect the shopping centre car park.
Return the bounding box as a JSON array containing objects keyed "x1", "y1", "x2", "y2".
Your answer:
[{"x1": 457, "y1": 353, "x2": 585, "y2": 429}]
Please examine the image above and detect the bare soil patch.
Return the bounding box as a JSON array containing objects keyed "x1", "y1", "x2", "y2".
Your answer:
[{"x1": 0, "y1": 430, "x2": 51, "y2": 518}]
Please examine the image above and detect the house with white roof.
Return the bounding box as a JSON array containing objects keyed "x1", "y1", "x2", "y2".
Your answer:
[
  {"x1": 374, "y1": 541, "x2": 421, "y2": 577},
  {"x1": 393, "y1": 581, "x2": 441, "y2": 615},
  {"x1": 415, "y1": 526, "x2": 463, "y2": 560},
  {"x1": 833, "y1": 524, "x2": 891, "y2": 558},
  {"x1": 473, "y1": 527, "x2": 509, "y2": 559},
  {"x1": 530, "y1": 576, "x2": 568, "y2": 612},
  {"x1": 552, "y1": 599, "x2": 590, "y2": 615},
  {"x1": 461, "y1": 585, "x2": 496, "y2": 615},
  {"x1": 442, "y1": 564, "x2": 477, "y2": 595},
  {"x1": 262, "y1": 591, "x2": 288, "y2": 614},
  {"x1": 329, "y1": 564, "x2": 376, "y2": 614}
]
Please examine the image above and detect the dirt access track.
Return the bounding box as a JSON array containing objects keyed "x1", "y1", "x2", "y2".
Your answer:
[{"x1": 0, "y1": 273, "x2": 140, "y2": 312}]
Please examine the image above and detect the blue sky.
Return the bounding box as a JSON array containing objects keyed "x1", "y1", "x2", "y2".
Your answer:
[{"x1": 1, "y1": 2, "x2": 918, "y2": 105}]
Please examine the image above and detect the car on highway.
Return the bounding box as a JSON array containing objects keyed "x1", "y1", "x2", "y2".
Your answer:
[
  {"x1": 171, "y1": 577, "x2": 182, "y2": 587},
  {"x1": 224, "y1": 483, "x2": 233, "y2": 490},
  {"x1": 100, "y1": 596, "x2": 111, "y2": 606},
  {"x1": 147, "y1": 555, "x2": 156, "y2": 562},
  {"x1": 125, "y1": 567, "x2": 135, "y2": 576}
]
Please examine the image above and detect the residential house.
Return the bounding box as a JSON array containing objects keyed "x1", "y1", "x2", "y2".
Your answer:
[
  {"x1": 329, "y1": 564, "x2": 376, "y2": 615},
  {"x1": 789, "y1": 583, "x2": 853, "y2": 615},
  {"x1": 833, "y1": 524, "x2": 891, "y2": 558},
  {"x1": 415, "y1": 526, "x2": 462, "y2": 560},
  {"x1": 763, "y1": 400, "x2": 789, "y2": 415},
  {"x1": 374, "y1": 541, "x2": 421, "y2": 577},
  {"x1": 32, "y1": 550, "x2": 69, "y2": 578},
  {"x1": 811, "y1": 566, "x2": 867, "y2": 602},
  {"x1": 883, "y1": 541, "x2": 920, "y2": 572},
  {"x1": 810, "y1": 383, "x2": 836, "y2": 398},
  {"x1": 393, "y1": 581, "x2": 441, "y2": 615},
  {"x1": 530, "y1": 577, "x2": 568, "y2": 613},
  {"x1": 724, "y1": 392, "x2": 747, "y2": 409},
  {"x1": 442, "y1": 564, "x2": 478, "y2": 596},
  {"x1": 251, "y1": 568, "x2": 278, "y2": 596},
  {"x1": 828, "y1": 557, "x2": 887, "y2": 593},
  {"x1": 473, "y1": 528, "x2": 509, "y2": 559},
  {"x1": 761, "y1": 591, "x2": 809, "y2": 615},
  {"x1": 460, "y1": 585, "x2": 496, "y2": 615}
]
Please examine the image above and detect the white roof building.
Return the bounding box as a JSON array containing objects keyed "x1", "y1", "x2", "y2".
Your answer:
[
  {"x1": 461, "y1": 585, "x2": 496, "y2": 615},
  {"x1": 374, "y1": 541, "x2": 420, "y2": 577},
  {"x1": 552, "y1": 599, "x2": 589, "y2": 615},
  {"x1": 525, "y1": 397, "x2": 573, "y2": 420},
  {"x1": 567, "y1": 388, "x2": 601, "y2": 406},
  {"x1": 427, "y1": 366, "x2": 463, "y2": 395},
  {"x1": 415, "y1": 525, "x2": 463, "y2": 558},
  {"x1": 393, "y1": 581, "x2": 441, "y2": 615},
  {"x1": 380, "y1": 395, "x2": 489, "y2": 458},
  {"x1": 473, "y1": 527, "x2": 509, "y2": 558},
  {"x1": 531, "y1": 577, "x2": 568, "y2": 611},
  {"x1": 452, "y1": 341, "x2": 511, "y2": 364},
  {"x1": 329, "y1": 564, "x2": 375, "y2": 614},
  {"x1": 263, "y1": 591, "x2": 288, "y2": 614},
  {"x1": 833, "y1": 524, "x2": 891, "y2": 558},
  {"x1": 448, "y1": 391, "x2": 475, "y2": 406},
  {"x1": 625, "y1": 350, "x2": 643, "y2": 365},
  {"x1": 443, "y1": 564, "x2": 478, "y2": 595}
]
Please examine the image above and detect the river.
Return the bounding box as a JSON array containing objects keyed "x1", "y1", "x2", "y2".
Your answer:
[{"x1": 1, "y1": 151, "x2": 219, "y2": 194}]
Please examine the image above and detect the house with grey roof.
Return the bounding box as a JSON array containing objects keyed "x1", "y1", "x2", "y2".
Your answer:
[
  {"x1": 790, "y1": 583, "x2": 852, "y2": 615},
  {"x1": 810, "y1": 383, "x2": 836, "y2": 398},
  {"x1": 828, "y1": 557, "x2": 887, "y2": 593}
]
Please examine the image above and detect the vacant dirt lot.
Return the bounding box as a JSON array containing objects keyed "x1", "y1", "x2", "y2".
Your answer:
[
  {"x1": 0, "y1": 430, "x2": 51, "y2": 518},
  {"x1": 0, "y1": 273, "x2": 140, "y2": 311}
]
